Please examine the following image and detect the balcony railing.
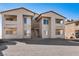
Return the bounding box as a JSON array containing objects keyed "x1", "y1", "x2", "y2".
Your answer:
[
  {"x1": 4, "y1": 20, "x2": 17, "y2": 24},
  {"x1": 56, "y1": 24, "x2": 64, "y2": 29}
]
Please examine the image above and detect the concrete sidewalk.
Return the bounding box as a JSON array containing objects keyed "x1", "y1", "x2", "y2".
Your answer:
[{"x1": 1, "y1": 39, "x2": 79, "y2": 56}]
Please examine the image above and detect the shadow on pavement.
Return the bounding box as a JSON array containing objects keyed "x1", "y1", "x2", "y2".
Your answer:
[
  {"x1": 2, "y1": 40, "x2": 17, "y2": 45},
  {"x1": 0, "y1": 44, "x2": 7, "y2": 56},
  {"x1": 0, "y1": 40, "x2": 17, "y2": 56},
  {"x1": 0, "y1": 40, "x2": 7, "y2": 56},
  {"x1": 12, "y1": 38, "x2": 79, "y2": 46}
]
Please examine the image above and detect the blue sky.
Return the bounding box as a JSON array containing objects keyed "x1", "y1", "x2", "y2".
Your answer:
[
  {"x1": 0, "y1": 3, "x2": 79, "y2": 19},
  {"x1": 0, "y1": 3, "x2": 79, "y2": 37}
]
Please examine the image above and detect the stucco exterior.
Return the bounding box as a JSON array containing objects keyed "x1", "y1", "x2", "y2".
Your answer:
[
  {"x1": 65, "y1": 20, "x2": 79, "y2": 39},
  {"x1": 1, "y1": 7, "x2": 35, "y2": 39},
  {"x1": 36, "y1": 11, "x2": 65, "y2": 38},
  {"x1": 1, "y1": 7, "x2": 66, "y2": 39}
]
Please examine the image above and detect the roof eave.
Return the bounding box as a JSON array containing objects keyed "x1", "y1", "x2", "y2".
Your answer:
[
  {"x1": 40, "y1": 11, "x2": 66, "y2": 19},
  {"x1": 0, "y1": 7, "x2": 38, "y2": 15}
]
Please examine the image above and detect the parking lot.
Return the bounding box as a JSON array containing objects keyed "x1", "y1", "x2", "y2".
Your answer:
[{"x1": 0, "y1": 39, "x2": 79, "y2": 56}]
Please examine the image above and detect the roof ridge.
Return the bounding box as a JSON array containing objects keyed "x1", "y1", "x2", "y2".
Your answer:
[
  {"x1": 40, "y1": 10, "x2": 66, "y2": 18},
  {"x1": 0, "y1": 7, "x2": 38, "y2": 14}
]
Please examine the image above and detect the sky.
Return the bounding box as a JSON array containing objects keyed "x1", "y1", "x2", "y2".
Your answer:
[{"x1": 0, "y1": 3, "x2": 79, "y2": 38}]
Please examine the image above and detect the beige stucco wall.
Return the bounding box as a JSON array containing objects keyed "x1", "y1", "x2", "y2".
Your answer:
[
  {"x1": 40, "y1": 12, "x2": 65, "y2": 38},
  {"x1": 1, "y1": 9, "x2": 34, "y2": 39},
  {"x1": 65, "y1": 23, "x2": 76, "y2": 39},
  {"x1": 41, "y1": 18, "x2": 49, "y2": 38},
  {"x1": 38, "y1": 19, "x2": 42, "y2": 38},
  {"x1": 24, "y1": 16, "x2": 32, "y2": 38}
]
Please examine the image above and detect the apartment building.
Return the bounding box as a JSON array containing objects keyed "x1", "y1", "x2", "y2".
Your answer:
[
  {"x1": 1, "y1": 7, "x2": 66, "y2": 39},
  {"x1": 0, "y1": 7, "x2": 39, "y2": 39},
  {"x1": 65, "y1": 20, "x2": 79, "y2": 39},
  {"x1": 35, "y1": 11, "x2": 66, "y2": 38}
]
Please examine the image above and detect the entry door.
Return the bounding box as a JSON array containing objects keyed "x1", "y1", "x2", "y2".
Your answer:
[
  {"x1": 32, "y1": 29, "x2": 40, "y2": 38},
  {"x1": 35, "y1": 29, "x2": 39, "y2": 38}
]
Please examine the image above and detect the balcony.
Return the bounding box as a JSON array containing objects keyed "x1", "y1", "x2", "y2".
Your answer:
[
  {"x1": 4, "y1": 24, "x2": 16, "y2": 28},
  {"x1": 55, "y1": 19, "x2": 64, "y2": 29},
  {"x1": 4, "y1": 15, "x2": 17, "y2": 25},
  {"x1": 4, "y1": 21, "x2": 17, "y2": 25},
  {"x1": 56, "y1": 29, "x2": 64, "y2": 38},
  {"x1": 56, "y1": 24, "x2": 64, "y2": 29}
]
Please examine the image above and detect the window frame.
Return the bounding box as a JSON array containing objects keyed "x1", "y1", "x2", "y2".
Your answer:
[
  {"x1": 55, "y1": 19, "x2": 63, "y2": 24},
  {"x1": 44, "y1": 30, "x2": 48, "y2": 35},
  {"x1": 43, "y1": 19, "x2": 48, "y2": 25},
  {"x1": 24, "y1": 30, "x2": 30, "y2": 36},
  {"x1": 75, "y1": 23, "x2": 79, "y2": 26},
  {"x1": 24, "y1": 17, "x2": 27, "y2": 24},
  {"x1": 56, "y1": 29, "x2": 61, "y2": 35},
  {"x1": 6, "y1": 18, "x2": 14, "y2": 21}
]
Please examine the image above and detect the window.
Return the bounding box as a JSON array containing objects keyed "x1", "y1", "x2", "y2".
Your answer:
[
  {"x1": 75, "y1": 23, "x2": 79, "y2": 26},
  {"x1": 24, "y1": 30, "x2": 30, "y2": 36},
  {"x1": 27, "y1": 19, "x2": 31, "y2": 24},
  {"x1": 60, "y1": 21, "x2": 63, "y2": 24},
  {"x1": 43, "y1": 19, "x2": 48, "y2": 24},
  {"x1": 24, "y1": 18, "x2": 27, "y2": 24},
  {"x1": 6, "y1": 31, "x2": 15, "y2": 34},
  {"x1": 44, "y1": 30, "x2": 48, "y2": 35},
  {"x1": 5, "y1": 28, "x2": 16, "y2": 34},
  {"x1": 27, "y1": 30, "x2": 30, "y2": 36},
  {"x1": 56, "y1": 19, "x2": 63, "y2": 24},
  {"x1": 75, "y1": 30, "x2": 79, "y2": 38},
  {"x1": 56, "y1": 29, "x2": 61, "y2": 35},
  {"x1": 6, "y1": 18, "x2": 14, "y2": 21},
  {"x1": 56, "y1": 29, "x2": 63, "y2": 35}
]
